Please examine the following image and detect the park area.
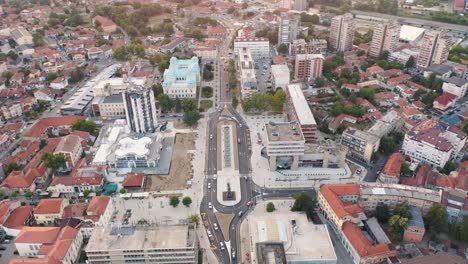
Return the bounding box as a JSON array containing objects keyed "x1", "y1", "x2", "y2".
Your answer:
[{"x1": 145, "y1": 133, "x2": 196, "y2": 191}]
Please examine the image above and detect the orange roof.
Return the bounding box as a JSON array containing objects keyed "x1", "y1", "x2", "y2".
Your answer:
[
  {"x1": 34, "y1": 198, "x2": 66, "y2": 215},
  {"x1": 87, "y1": 196, "x2": 110, "y2": 216},
  {"x1": 37, "y1": 226, "x2": 78, "y2": 261},
  {"x1": 320, "y1": 184, "x2": 362, "y2": 218},
  {"x1": 62, "y1": 203, "x2": 88, "y2": 219},
  {"x1": 0, "y1": 200, "x2": 17, "y2": 224},
  {"x1": 3, "y1": 206, "x2": 34, "y2": 229},
  {"x1": 15, "y1": 226, "x2": 60, "y2": 244},
  {"x1": 49, "y1": 174, "x2": 103, "y2": 187},
  {"x1": 382, "y1": 153, "x2": 405, "y2": 178},
  {"x1": 342, "y1": 221, "x2": 393, "y2": 257},
  {"x1": 24, "y1": 116, "x2": 83, "y2": 138},
  {"x1": 436, "y1": 176, "x2": 456, "y2": 188},
  {"x1": 455, "y1": 161, "x2": 468, "y2": 191},
  {"x1": 122, "y1": 172, "x2": 144, "y2": 188},
  {"x1": 54, "y1": 135, "x2": 82, "y2": 153},
  {"x1": 10, "y1": 259, "x2": 51, "y2": 264}
]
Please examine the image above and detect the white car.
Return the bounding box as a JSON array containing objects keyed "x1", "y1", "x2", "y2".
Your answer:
[
  {"x1": 208, "y1": 183, "x2": 211, "y2": 189},
  {"x1": 213, "y1": 175, "x2": 217, "y2": 181},
  {"x1": 213, "y1": 223, "x2": 219, "y2": 231},
  {"x1": 207, "y1": 230, "x2": 213, "y2": 238},
  {"x1": 208, "y1": 202, "x2": 213, "y2": 209}
]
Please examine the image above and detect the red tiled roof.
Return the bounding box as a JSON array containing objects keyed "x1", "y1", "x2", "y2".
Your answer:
[
  {"x1": 37, "y1": 226, "x2": 79, "y2": 264},
  {"x1": 34, "y1": 198, "x2": 65, "y2": 215},
  {"x1": 3, "y1": 206, "x2": 34, "y2": 229},
  {"x1": 382, "y1": 153, "x2": 405, "y2": 178},
  {"x1": 436, "y1": 176, "x2": 456, "y2": 188},
  {"x1": 366, "y1": 65, "x2": 384, "y2": 74},
  {"x1": 342, "y1": 221, "x2": 392, "y2": 257},
  {"x1": 412, "y1": 129, "x2": 453, "y2": 152},
  {"x1": 62, "y1": 203, "x2": 88, "y2": 219},
  {"x1": 455, "y1": 161, "x2": 468, "y2": 191},
  {"x1": 24, "y1": 116, "x2": 83, "y2": 138},
  {"x1": 402, "y1": 164, "x2": 431, "y2": 187},
  {"x1": 320, "y1": 184, "x2": 362, "y2": 218},
  {"x1": 15, "y1": 226, "x2": 60, "y2": 244},
  {"x1": 0, "y1": 200, "x2": 17, "y2": 224},
  {"x1": 87, "y1": 196, "x2": 110, "y2": 216},
  {"x1": 122, "y1": 172, "x2": 144, "y2": 188},
  {"x1": 435, "y1": 92, "x2": 457, "y2": 106}
]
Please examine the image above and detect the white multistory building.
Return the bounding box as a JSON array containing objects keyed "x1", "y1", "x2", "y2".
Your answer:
[
  {"x1": 442, "y1": 77, "x2": 468, "y2": 100},
  {"x1": 417, "y1": 30, "x2": 452, "y2": 69},
  {"x1": 278, "y1": 14, "x2": 300, "y2": 45},
  {"x1": 234, "y1": 38, "x2": 270, "y2": 59},
  {"x1": 369, "y1": 20, "x2": 400, "y2": 57},
  {"x1": 123, "y1": 85, "x2": 158, "y2": 134},
  {"x1": 238, "y1": 47, "x2": 257, "y2": 98},
  {"x1": 330, "y1": 13, "x2": 355, "y2": 52}
]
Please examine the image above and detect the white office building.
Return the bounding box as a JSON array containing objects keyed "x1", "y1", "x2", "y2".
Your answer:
[
  {"x1": 278, "y1": 14, "x2": 300, "y2": 45},
  {"x1": 238, "y1": 47, "x2": 258, "y2": 98},
  {"x1": 123, "y1": 85, "x2": 158, "y2": 134},
  {"x1": 162, "y1": 57, "x2": 201, "y2": 99},
  {"x1": 442, "y1": 77, "x2": 468, "y2": 100},
  {"x1": 234, "y1": 38, "x2": 270, "y2": 59}
]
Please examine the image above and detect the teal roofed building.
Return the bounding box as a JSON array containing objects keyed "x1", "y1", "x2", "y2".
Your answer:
[{"x1": 162, "y1": 56, "x2": 201, "y2": 99}]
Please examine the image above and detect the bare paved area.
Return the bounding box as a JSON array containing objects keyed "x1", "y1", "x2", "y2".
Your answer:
[
  {"x1": 146, "y1": 133, "x2": 196, "y2": 191},
  {"x1": 215, "y1": 212, "x2": 234, "y2": 241}
]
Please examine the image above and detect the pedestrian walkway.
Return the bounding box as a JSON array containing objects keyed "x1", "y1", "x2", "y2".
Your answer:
[{"x1": 216, "y1": 169, "x2": 241, "y2": 206}]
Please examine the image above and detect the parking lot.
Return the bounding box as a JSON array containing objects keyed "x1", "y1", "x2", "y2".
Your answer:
[
  {"x1": 0, "y1": 239, "x2": 17, "y2": 263},
  {"x1": 254, "y1": 57, "x2": 273, "y2": 93}
]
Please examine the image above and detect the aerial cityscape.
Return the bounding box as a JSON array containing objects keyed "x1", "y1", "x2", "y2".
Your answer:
[{"x1": 0, "y1": 0, "x2": 467, "y2": 263}]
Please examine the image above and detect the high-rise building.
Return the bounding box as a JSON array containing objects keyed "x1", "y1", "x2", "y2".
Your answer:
[
  {"x1": 285, "y1": 84, "x2": 317, "y2": 143},
  {"x1": 369, "y1": 20, "x2": 401, "y2": 57},
  {"x1": 291, "y1": 0, "x2": 308, "y2": 11},
  {"x1": 294, "y1": 53, "x2": 324, "y2": 81},
  {"x1": 417, "y1": 30, "x2": 452, "y2": 69},
  {"x1": 329, "y1": 13, "x2": 355, "y2": 52},
  {"x1": 123, "y1": 85, "x2": 158, "y2": 134},
  {"x1": 278, "y1": 14, "x2": 300, "y2": 45},
  {"x1": 289, "y1": 39, "x2": 327, "y2": 56}
]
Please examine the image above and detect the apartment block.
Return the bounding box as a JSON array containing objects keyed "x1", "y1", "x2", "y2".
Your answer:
[
  {"x1": 123, "y1": 85, "x2": 158, "y2": 134},
  {"x1": 234, "y1": 38, "x2": 270, "y2": 59},
  {"x1": 340, "y1": 128, "x2": 380, "y2": 162},
  {"x1": 417, "y1": 30, "x2": 452, "y2": 69},
  {"x1": 285, "y1": 84, "x2": 317, "y2": 143},
  {"x1": 369, "y1": 20, "x2": 400, "y2": 57},
  {"x1": 289, "y1": 39, "x2": 327, "y2": 57},
  {"x1": 278, "y1": 14, "x2": 300, "y2": 45},
  {"x1": 238, "y1": 47, "x2": 257, "y2": 98},
  {"x1": 294, "y1": 53, "x2": 324, "y2": 81},
  {"x1": 442, "y1": 76, "x2": 468, "y2": 100},
  {"x1": 330, "y1": 13, "x2": 355, "y2": 52}
]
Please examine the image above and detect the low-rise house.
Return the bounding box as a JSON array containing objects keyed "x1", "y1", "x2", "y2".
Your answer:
[
  {"x1": 50, "y1": 76, "x2": 68, "y2": 90},
  {"x1": 54, "y1": 135, "x2": 83, "y2": 169},
  {"x1": 86, "y1": 196, "x2": 113, "y2": 227},
  {"x1": 92, "y1": 16, "x2": 117, "y2": 33},
  {"x1": 403, "y1": 206, "x2": 425, "y2": 243},
  {"x1": 433, "y1": 92, "x2": 457, "y2": 111},
  {"x1": 122, "y1": 172, "x2": 145, "y2": 190},
  {"x1": 378, "y1": 153, "x2": 405, "y2": 184},
  {"x1": 0, "y1": 200, "x2": 34, "y2": 236},
  {"x1": 424, "y1": 64, "x2": 452, "y2": 80},
  {"x1": 33, "y1": 198, "x2": 69, "y2": 225},
  {"x1": 442, "y1": 76, "x2": 467, "y2": 100}
]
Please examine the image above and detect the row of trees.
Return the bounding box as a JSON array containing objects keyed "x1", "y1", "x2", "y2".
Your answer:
[
  {"x1": 113, "y1": 41, "x2": 146, "y2": 61},
  {"x1": 353, "y1": 0, "x2": 399, "y2": 15},
  {"x1": 157, "y1": 93, "x2": 201, "y2": 125},
  {"x1": 241, "y1": 89, "x2": 286, "y2": 113},
  {"x1": 255, "y1": 26, "x2": 279, "y2": 45},
  {"x1": 448, "y1": 45, "x2": 468, "y2": 64},
  {"x1": 47, "y1": 8, "x2": 84, "y2": 28},
  {"x1": 169, "y1": 196, "x2": 192, "y2": 207}
]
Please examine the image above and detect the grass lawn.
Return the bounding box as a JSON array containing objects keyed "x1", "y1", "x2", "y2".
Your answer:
[
  {"x1": 200, "y1": 100, "x2": 213, "y2": 112},
  {"x1": 148, "y1": 13, "x2": 182, "y2": 28}
]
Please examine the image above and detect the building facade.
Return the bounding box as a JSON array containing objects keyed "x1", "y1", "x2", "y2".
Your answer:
[
  {"x1": 285, "y1": 84, "x2": 317, "y2": 143},
  {"x1": 294, "y1": 53, "x2": 324, "y2": 81},
  {"x1": 442, "y1": 76, "x2": 468, "y2": 100},
  {"x1": 340, "y1": 129, "x2": 380, "y2": 163},
  {"x1": 264, "y1": 122, "x2": 305, "y2": 171},
  {"x1": 162, "y1": 57, "x2": 201, "y2": 99},
  {"x1": 54, "y1": 135, "x2": 83, "y2": 169},
  {"x1": 271, "y1": 64, "x2": 290, "y2": 90},
  {"x1": 123, "y1": 85, "x2": 158, "y2": 134},
  {"x1": 238, "y1": 47, "x2": 257, "y2": 98},
  {"x1": 233, "y1": 38, "x2": 270, "y2": 59},
  {"x1": 369, "y1": 20, "x2": 400, "y2": 58},
  {"x1": 278, "y1": 14, "x2": 300, "y2": 45},
  {"x1": 289, "y1": 39, "x2": 327, "y2": 57},
  {"x1": 417, "y1": 30, "x2": 451, "y2": 69},
  {"x1": 330, "y1": 13, "x2": 355, "y2": 52}
]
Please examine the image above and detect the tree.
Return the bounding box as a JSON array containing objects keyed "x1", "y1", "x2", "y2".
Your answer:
[
  {"x1": 175, "y1": 97, "x2": 182, "y2": 113},
  {"x1": 152, "y1": 83, "x2": 164, "y2": 97},
  {"x1": 69, "y1": 67, "x2": 84, "y2": 84},
  {"x1": 388, "y1": 214, "x2": 409, "y2": 240},
  {"x1": 405, "y1": 56, "x2": 415, "y2": 68},
  {"x1": 380, "y1": 136, "x2": 395, "y2": 154},
  {"x1": 401, "y1": 162, "x2": 411, "y2": 176},
  {"x1": 184, "y1": 111, "x2": 201, "y2": 126},
  {"x1": 182, "y1": 196, "x2": 192, "y2": 207},
  {"x1": 24, "y1": 191, "x2": 33, "y2": 199},
  {"x1": 169, "y1": 196, "x2": 180, "y2": 207},
  {"x1": 83, "y1": 190, "x2": 91, "y2": 197},
  {"x1": 119, "y1": 188, "x2": 127, "y2": 194},
  {"x1": 266, "y1": 202, "x2": 276, "y2": 212},
  {"x1": 232, "y1": 96, "x2": 239, "y2": 109},
  {"x1": 41, "y1": 153, "x2": 67, "y2": 169},
  {"x1": 440, "y1": 161, "x2": 458, "y2": 175},
  {"x1": 181, "y1": 99, "x2": 197, "y2": 112},
  {"x1": 189, "y1": 214, "x2": 200, "y2": 226},
  {"x1": 394, "y1": 202, "x2": 412, "y2": 219},
  {"x1": 427, "y1": 203, "x2": 448, "y2": 234},
  {"x1": 33, "y1": 33, "x2": 46, "y2": 47},
  {"x1": 95, "y1": 189, "x2": 102, "y2": 196},
  {"x1": 357, "y1": 50, "x2": 366, "y2": 57},
  {"x1": 71, "y1": 119, "x2": 97, "y2": 135},
  {"x1": 314, "y1": 77, "x2": 325, "y2": 88},
  {"x1": 3, "y1": 162, "x2": 20, "y2": 175},
  {"x1": 10, "y1": 191, "x2": 17, "y2": 198},
  {"x1": 277, "y1": 44, "x2": 288, "y2": 55},
  {"x1": 158, "y1": 94, "x2": 173, "y2": 112},
  {"x1": 291, "y1": 192, "x2": 317, "y2": 219},
  {"x1": 375, "y1": 204, "x2": 390, "y2": 223}
]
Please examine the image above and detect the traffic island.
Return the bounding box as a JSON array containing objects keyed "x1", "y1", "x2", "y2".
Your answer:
[{"x1": 215, "y1": 212, "x2": 234, "y2": 240}]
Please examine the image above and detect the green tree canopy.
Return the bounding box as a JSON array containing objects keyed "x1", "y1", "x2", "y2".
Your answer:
[
  {"x1": 184, "y1": 111, "x2": 201, "y2": 126},
  {"x1": 266, "y1": 202, "x2": 276, "y2": 212},
  {"x1": 169, "y1": 196, "x2": 180, "y2": 207},
  {"x1": 41, "y1": 153, "x2": 67, "y2": 169},
  {"x1": 182, "y1": 196, "x2": 192, "y2": 207},
  {"x1": 71, "y1": 119, "x2": 97, "y2": 135},
  {"x1": 291, "y1": 192, "x2": 317, "y2": 219},
  {"x1": 427, "y1": 203, "x2": 448, "y2": 234}
]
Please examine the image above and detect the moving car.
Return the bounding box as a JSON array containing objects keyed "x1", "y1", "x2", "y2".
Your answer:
[
  {"x1": 208, "y1": 202, "x2": 213, "y2": 209},
  {"x1": 220, "y1": 242, "x2": 225, "y2": 251},
  {"x1": 213, "y1": 223, "x2": 219, "y2": 231},
  {"x1": 208, "y1": 183, "x2": 211, "y2": 189}
]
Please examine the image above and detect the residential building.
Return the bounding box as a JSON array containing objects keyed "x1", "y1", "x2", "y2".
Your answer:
[
  {"x1": 0, "y1": 200, "x2": 34, "y2": 236},
  {"x1": 93, "y1": 16, "x2": 117, "y2": 33},
  {"x1": 93, "y1": 77, "x2": 146, "y2": 97},
  {"x1": 442, "y1": 76, "x2": 468, "y2": 100},
  {"x1": 417, "y1": 31, "x2": 451, "y2": 69},
  {"x1": 433, "y1": 92, "x2": 457, "y2": 111},
  {"x1": 369, "y1": 20, "x2": 401, "y2": 57},
  {"x1": 238, "y1": 47, "x2": 257, "y2": 98},
  {"x1": 13, "y1": 226, "x2": 83, "y2": 263},
  {"x1": 122, "y1": 172, "x2": 145, "y2": 190},
  {"x1": 50, "y1": 77, "x2": 68, "y2": 90},
  {"x1": 271, "y1": 64, "x2": 290, "y2": 90},
  {"x1": 10, "y1": 27, "x2": 33, "y2": 45},
  {"x1": 264, "y1": 122, "x2": 305, "y2": 171},
  {"x1": 123, "y1": 85, "x2": 158, "y2": 134},
  {"x1": 233, "y1": 38, "x2": 270, "y2": 59},
  {"x1": 97, "y1": 94, "x2": 126, "y2": 118},
  {"x1": 162, "y1": 57, "x2": 201, "y2": 99},
  {"x1": 33, "y1": 198, "x2": 69, "y2": 225},
  {"x1": 367, "y1": 111, "x2": 403, "y2": 139},
  {"x1": 294, "y1": 53, "x2": 324, "y2": 81},
  {"x1": 1, "y1": 103, "x2": 23, "y2": 120},
  {"x1": 388, "y1": 48, "x2": 419, "y2": 65},
  {"x1": 291, "y1": 0, "x2": 308, "y2": 11},
  {"x1": 285, "y1": 84, "x2": 317, "y2": 143},
  {"x1": 330, "y1": 13, "x2": 355, "y2": 52},
  {"x1": 86, "y1": 225, "x2": 198, "y2": 264},
  {"x1": 403, "y1": 206, "x2": 425, "y2": 243},
  {"x1": 86, "y1": 196, "x2": 113, "y2": 227},
  {"x1": 424, "y1": 64, "x2": 453, "y2": 80},
  {"x1": 341, "y1": 129, "x2": 380, "y2": 162},
  {"x1": 289, "y1": 39, "x2": 327, "y2": 57},
  {"x1": 245, "y1": 208, "x2": 337, "y2": 264},
  {"x1": 54, "y1": 135, "x2": 83, "y2": 169},
  {"x1": 378, "y1": 153, "x2": 405, "y2": 184},
  {"x1": 278, "y1": 14, "x2": 300, "y2": 45}
]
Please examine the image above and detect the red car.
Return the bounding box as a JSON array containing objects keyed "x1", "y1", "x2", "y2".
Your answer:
[{"x1": 246, "y1": 201, "x2": 254, "y2": 206}]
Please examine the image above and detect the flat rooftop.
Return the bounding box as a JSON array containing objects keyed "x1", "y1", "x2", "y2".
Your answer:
[
  {"x1": 265, "y1": 122, "x2": 304, "y2": 142},
  {"x1": 287, "y1": 84, "x2": 316, "y2": 126},
  {"x1": 87, "y1": 225, "x2": 195, "y2": 252},
  {"x1": 247, "y1": 206, "x2": 336, "y2": 263}
]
